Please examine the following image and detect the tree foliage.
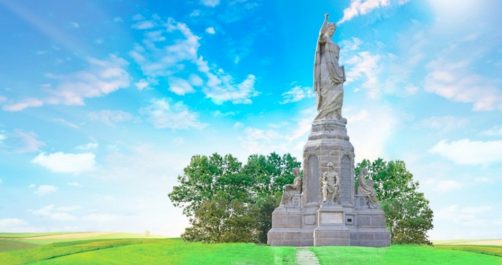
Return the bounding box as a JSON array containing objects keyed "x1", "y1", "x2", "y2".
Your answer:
[
  {"x1": 170, "y1": 154, "x2": 433, "y2": 245},
  {"x1": 355, "y1": 158, "x2": 434, "y2": 244},
  {"x1": 168, "y1": 152, "x2": 300, "y2": 243}
]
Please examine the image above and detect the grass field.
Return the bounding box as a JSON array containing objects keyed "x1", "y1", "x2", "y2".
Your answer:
[{"x1": 0, "y1": 233, "x2": 501, "y2": 264}]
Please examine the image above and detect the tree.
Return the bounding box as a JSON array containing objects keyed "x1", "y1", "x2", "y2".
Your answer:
[
  {"x1": 355, "y1": 158, "x2": 434, "y2": 244},
  {"x1": 169, "y1": 152, "x2": 301, "y2": 243}
]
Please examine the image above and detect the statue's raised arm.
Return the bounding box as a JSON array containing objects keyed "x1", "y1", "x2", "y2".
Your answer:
[{"x1": 313, "y1": 13, "x2": 345, "y2": 121}]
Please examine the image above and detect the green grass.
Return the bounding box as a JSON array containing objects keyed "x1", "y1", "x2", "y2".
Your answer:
[
  {"x1": 436, "y1": 245, "x2": 502, "y2": 257},
  {"x1": 0, "y1": 238, "x2": 296, "y2": 265},
  {"x1": 0, "y1": 233, "x2": 501, "y2": 265},
  {"x1": 311, "y1": 245, "x2": 502, "y2": 265},
  {"x1": 0, "y1": 239, "x2": 38, "y2": 252},
  {"x1": 0, "y1": 233, "x2": 67, "y2": 239}
]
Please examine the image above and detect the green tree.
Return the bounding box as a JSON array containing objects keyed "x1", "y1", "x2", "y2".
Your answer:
[
  {"x1": 168, "y1": 153, "x2": 248, "y2": 220},
  {"x1": 169, "y1": 152, "x2": 300, "y2": 243},
  {"x1": 355, "y1": 158, "x2": 434, "y2": 244},
  {"x1": 242, "y1": 153, "x2": 301, "y2": 243}
]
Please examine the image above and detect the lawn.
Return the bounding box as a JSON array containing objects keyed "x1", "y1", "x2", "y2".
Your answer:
[
  {"x1": 311, "y1": 245, "x2": 502, "y2": 265},
  {"x1": 0, "y1": 233, "x2": 501, "y2": 265}
]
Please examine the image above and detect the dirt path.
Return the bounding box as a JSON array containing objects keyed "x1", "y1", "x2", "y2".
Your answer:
[{"x1": 296, "y1": 248, "x2": 320, "y2": 265}]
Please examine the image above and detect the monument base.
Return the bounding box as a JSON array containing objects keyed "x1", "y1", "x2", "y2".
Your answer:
[
  {"x1": 313, "y1": 204, "x2": 350, "y2": 246},
  {"x1": 267, "y1": 117, "x2": 391, "y2": 247},
  {"x1": 267, "y1": 228, "x2": 314, "y2": 246}
]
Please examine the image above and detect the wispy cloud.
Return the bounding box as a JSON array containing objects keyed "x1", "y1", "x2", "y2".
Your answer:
[
  {"x1": 0, "y1": 218, "x2": 28, "y2": 231},
  {"x1": 13, "y1": 129, "x2": 45, "y2": 153},
  {"x1": 31, "y1": 184, "x2": 58, "y2": 196},
  {"x1": 338, "y1": 0, "x2": 391, "y2": 24},
  {"x1": 141, "y1": 98, "x2": 205, "y2": 130},
  {"x1": 345, "y1": 105, "x2": 399, "y2": 161},
  {"x1": 345, "y1": 51, "x2": 381, "y2": 98},
  {"x1": 481, "y1": 125, "x2": 502, "y2": 137},
  {"x1": 425, "y1": 61, "x2": 502, "y2": 111},
  {"x1": 418, "y1": 116, "x2": 468, "y2": 133},
  {"x1": 130, "y1": 16, "x2": 258, "y2": 104},
  {"x1": 4, "y1": 55, "x2": 130, "y2": 111},
  {"x1": 3, "y1": 98, "x2": 43, "y2": 112},
  {"x1": 280, "y1": 85, "x2": 314, "y2": 104},
  {"x1": 76, "y1": 142, "x2": 99, "y2": 151},
  {"x1": 201, "y1": 0, "x2": 220, "y2": 8},
  {"x1": 31, "y1": 204, "x2": 79, "y2": 221},
  {"x1": 168, "y1": 77, "x2": 195, "y2": 95},
  {"x1": 32, "y1": 152, "x2": 96, "y2": 174},
  {"x1": 132, "y1": 20, "x2": 156, "y2": 30},
  {"x1": 205, "y1": 26, "x2": 216, "y2": 35},
  {"x1": 52, "y1": 118, "x2": 80, "y2": 129},
  {"x1": 430, "y1": 138, "x2": 502, "y2": 166},
  {"x1": 88, "y1": 110, "x2": 135, "y2": 126}
]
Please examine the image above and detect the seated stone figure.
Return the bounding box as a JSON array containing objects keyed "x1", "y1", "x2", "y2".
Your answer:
[
  {"x1": 280, "y1": 168, "x2": 302, "y2": 206},
  {"x1": 321, "y1": 162, "x2": 339, "y2": 204},
  {"x1": 357, "y1": 168, "x2": 378, "y2": 208}
]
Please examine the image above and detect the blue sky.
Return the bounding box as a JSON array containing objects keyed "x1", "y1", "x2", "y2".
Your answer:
[{"x1": 0, "y1": 0, "x2": 501, "y2": 240}]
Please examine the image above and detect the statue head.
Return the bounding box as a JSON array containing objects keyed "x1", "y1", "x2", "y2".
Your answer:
[
  {"x1": 326, "y1": 23, "x2": 336, "y2": 37},
  {"x1": 293, "y1": 168, "x2": 300, "y2": 178},
  {"x1": 327, "y1": 162, "x2": 334, "y2": 169}
]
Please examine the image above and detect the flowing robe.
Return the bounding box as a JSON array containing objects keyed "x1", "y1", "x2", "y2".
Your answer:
[{"x1": 314, "y1": 33, "x2": 345, "y2": 120}]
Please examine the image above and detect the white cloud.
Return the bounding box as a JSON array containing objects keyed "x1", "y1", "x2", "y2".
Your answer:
[
  {"x1": 3, "y1": 98, "x2": 43, "y2": 111},
  {"x1": 418, "y1": 116, "x2": 468, "y2": 133},
  {"x1": 344, "y1": 51, "x2": 381, "y2": 98},
  {"x1": 88, "y1": 110, "x2": 134, "y2": 126},
  {"x1": 82, "y1": 213, "x2": 120, "y2": 223},
  {"x1": 135, "y1": 79, "x2": 149, "y2": 90},
  {"x1": 32, "y1": 152, "x2": 96, "y2": 174},
  {"x1": 68, "y1": 182, "x2": 83, "y2": 187},
  {"x1": 238, "y1": 108, "x2": 315, "y2": 159},
  {"x1": 280, "y1": 85, "x2": 314, "y2": 104},
  {"x1": 4, "y1": 55, "x2": 130, "y2": 111},
  {"x1": 425, "y1": 61, "x2": 502, "y2": 111},
  {"x1": 205, "y1": 26, "x2": 216, "y2": 34},
  {"x1": 52, "y1": 118, "x2": 79, "y2": 129},
  {"x1": 34, "y1": 184, "x2": 58, "y2": 196},
  {"x1": 13, "y1": 129, "x2": 45, "y2": 153},
  {"x1": 0, "y1": 218, "x2": 27, "y2": 228},
  {"x1": 481, "y1": 125, "x2": 502, "y2": 137},
  {"x1": 47, "y1": 55, "x2": 130, "y2": 106},
  {"x1": 31, "y1": 204, "x2": 78, "y2": 221},
  {"x1": 346, "y1": 106, "x2": 398, "y2": 161},
  {"x1": 141, "y1": 98, "x2": 205, "y2": 129},
  {"x1": 168, "y1": 77, "x2": 195, "y2": 95},
  {"x1": 189, "y1": 74, "x2": 203, "y2": 86},
  {"x1": 132, "y1": 20, "x2": 155, "y2": 30},
  {"x1": 202, "y1": 73, "x2": 258, "y2": 104},
  {"x1": 338, "y1": 0, "x2": 391, "y2": 24},
  {"x1": 76, "y1": 142, "x2": 99, "y2": 151},
  {"x1": 430, "y1": 139, "x2": 502, "y2": 166},
  {"x1": 130, "y1": 17, "x2": 258, "y2": 105},
  {"x1": 0, "y1": 132, "x2": 6, "y2": 143},
  {"x1": 425, "y1": 179, "x2": 463, "y2": 192},
  {"x1": 341, "y1": 37, "x2": 363, "y2": 51},
  {"x1": 201, "y1": 0, "x2": 220, "y2": 7},
  {"x1": 436, "y1": 205, "x2": 492, "y2": 226}
]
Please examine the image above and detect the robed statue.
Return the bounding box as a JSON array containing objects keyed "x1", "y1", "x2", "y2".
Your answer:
[
  {"x1": 314, "y1": 14, "x2": 346, "y2": 121},
  {"x1": 357, "y1": 168, "x2": 379, "y2": 208},
  {"x1": 280, "y1": 168, "x2": 302, "y2": 206}
]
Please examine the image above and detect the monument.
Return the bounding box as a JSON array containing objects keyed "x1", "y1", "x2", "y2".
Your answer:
[{"x1": 267, "y1": 14, "x2": 391, "y2": 247}]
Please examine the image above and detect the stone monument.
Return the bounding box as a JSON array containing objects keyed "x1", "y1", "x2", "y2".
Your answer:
[{"x1": 267, "y1": 14, "x2": 390, "y2": 247}]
